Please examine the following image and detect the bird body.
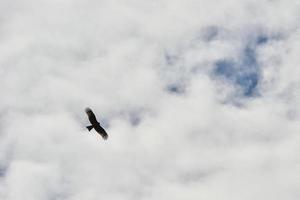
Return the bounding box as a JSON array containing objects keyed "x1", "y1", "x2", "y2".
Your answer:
[{"x1": 85, "y1": 107, "x2": 108, "y2": 140}]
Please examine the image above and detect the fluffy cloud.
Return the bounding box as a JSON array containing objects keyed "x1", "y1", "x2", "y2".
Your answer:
[{"x1": 0, "y1": 0, "x2": 299, "y2": 199}]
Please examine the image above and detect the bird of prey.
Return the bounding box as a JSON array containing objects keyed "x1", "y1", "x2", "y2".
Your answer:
[{"x1": 85, "y1": 107, "x2": 108, "y2": 140}]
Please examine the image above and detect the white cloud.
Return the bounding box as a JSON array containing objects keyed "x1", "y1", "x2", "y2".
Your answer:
[{"x1": 0, "y1": 0, "x2": 299, "y2": 199}]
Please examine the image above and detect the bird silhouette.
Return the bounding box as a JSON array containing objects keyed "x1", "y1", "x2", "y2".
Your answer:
[{"x1": 85, "y1": 107, "x2": 108, "y2": 140}]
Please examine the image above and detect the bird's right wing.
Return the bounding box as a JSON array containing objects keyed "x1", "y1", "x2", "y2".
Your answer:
[{"x1": 85, "y1": 107, "x2": 98, "y2": 122}]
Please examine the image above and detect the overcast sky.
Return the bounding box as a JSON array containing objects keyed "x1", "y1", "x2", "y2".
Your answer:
[{"x1": 0, "y1": 0, "x2": 300, "y2": 199}]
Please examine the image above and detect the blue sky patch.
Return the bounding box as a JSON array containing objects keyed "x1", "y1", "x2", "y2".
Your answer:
[
  {"x1": 166, "y1": 83, "x2": 185, "y2": 94},
  {"x1": 213, "y1": 37, "x2": 263, "y2": 97},
  {"x1": 256, "y1": 35, "x2": 269, "y2": 45}
]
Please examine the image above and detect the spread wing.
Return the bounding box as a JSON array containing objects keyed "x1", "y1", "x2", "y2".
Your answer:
[
  {"x1": 94, "y1": 124, "x2": 108, "y2": 140},
  {"x1": 85, "y1": 107, "x2": 98, "y2": 124}
]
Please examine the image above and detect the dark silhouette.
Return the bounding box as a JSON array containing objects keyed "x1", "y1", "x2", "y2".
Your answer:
[{"x1": 85, "y1": 107, "x2": 108, "y2": 140}]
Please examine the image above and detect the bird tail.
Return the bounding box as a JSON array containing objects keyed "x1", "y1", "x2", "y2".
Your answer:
[{"x1": 86, "y1": 125, "x2": 93, "y2": 131}]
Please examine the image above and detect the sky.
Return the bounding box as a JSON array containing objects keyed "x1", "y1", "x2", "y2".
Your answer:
[{"x1": 0, "y1": 0, "x2": 300, "y2": 199}]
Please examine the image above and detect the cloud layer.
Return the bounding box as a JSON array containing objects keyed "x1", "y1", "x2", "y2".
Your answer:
[{"x1": 0, "y1": 0, "x2": 300, "y2": 199}]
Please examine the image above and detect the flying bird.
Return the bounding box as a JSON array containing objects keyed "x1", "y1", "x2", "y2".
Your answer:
[{"x1": 85, "y1": 107, "x2": 108, "y2": 140}]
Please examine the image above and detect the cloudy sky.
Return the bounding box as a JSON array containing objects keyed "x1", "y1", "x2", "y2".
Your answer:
[{"x1": 0, "y1": 0, "x2": 300, "y2": 199}]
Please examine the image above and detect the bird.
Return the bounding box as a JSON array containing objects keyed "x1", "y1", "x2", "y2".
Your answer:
[{"x1": 85, "y1": 107, "x2": 108, "y2": 140}]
